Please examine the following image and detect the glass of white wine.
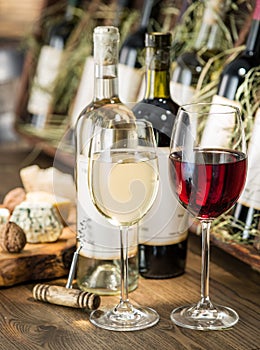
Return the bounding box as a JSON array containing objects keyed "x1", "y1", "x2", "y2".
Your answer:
[{"x1": 88, "y1": 118, "x2": 160, "y2": 331}]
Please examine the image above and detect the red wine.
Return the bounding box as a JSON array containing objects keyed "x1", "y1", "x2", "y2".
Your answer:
[
  {"x1": 139, "y1": 241, "x2": 188, "y2": 279},
  {"x1": 169, "y1": 149, "x2": 247, "y2": 220},
  {"x1": 133, "y1": 33, "x2": 188, "y2": 279}
]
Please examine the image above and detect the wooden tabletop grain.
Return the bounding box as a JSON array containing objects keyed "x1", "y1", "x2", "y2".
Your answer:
[{"x1": 0, "y1": 234, "x2": 259, "y2": 350}]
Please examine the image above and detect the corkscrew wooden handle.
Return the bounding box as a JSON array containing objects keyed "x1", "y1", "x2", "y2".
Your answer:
[{"x1": 33, "y1": 284, "x2": 101, "y2": 310}]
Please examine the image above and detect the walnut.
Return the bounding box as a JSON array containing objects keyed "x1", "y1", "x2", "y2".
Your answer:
[
  {"x1": 0, "y1": 222, "x2": 27, "y2": 253},
  {"x1": 3, "y1": 187, "x2": 26, "y2": 213}
]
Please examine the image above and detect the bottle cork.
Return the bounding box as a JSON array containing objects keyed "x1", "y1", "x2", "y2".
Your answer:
[{"x1": 33, "y1": 284, "x2": 101, "y2": 310}]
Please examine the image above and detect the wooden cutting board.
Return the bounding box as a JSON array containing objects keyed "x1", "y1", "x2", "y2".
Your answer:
[{"x1": 0, "y1": 226, "x2": 76, "y2": 287}]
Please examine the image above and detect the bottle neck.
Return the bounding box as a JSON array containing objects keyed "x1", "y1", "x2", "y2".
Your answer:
[
  {"x1": 94, "y1": 63, "x2": 119, "y2": 100},
  {"x1": 113, "y1": 0, "x2": 132, "y2": 27},
  {"x1": 245, "y1": 0, "x2": 260, "y2": 55},
  {"x1": 65, "y1": 0, "x2": 80, "y2": 21},
  {"x1": 144, "y1": 47, "x2": 171, "y2": 99},
  {"x1": 194, "y1": 0, "x2": 227, "y2": 51},
  {"x1": 93, "y1": 30, "x2": 119, "y2": 101},
  {"x1": 140, "y1": 0, "x2": 155, "y2": 29}
]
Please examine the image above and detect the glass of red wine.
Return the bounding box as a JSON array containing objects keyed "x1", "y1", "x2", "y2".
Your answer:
[{"x1": 169, "y1": 102, "x2": 247, "y2": 330}]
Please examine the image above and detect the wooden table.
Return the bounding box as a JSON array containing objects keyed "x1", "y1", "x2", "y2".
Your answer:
[
  {"x1": 0, "y1": 140, "x2": 259, "y2": 350},
  {"x1": 0, "y1": 234, "x2": 259, "y2": 350}
]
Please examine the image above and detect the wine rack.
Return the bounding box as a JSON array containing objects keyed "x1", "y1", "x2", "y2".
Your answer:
[{"x1": 13, "y1": 0, "x2": 259, "y2": 270}]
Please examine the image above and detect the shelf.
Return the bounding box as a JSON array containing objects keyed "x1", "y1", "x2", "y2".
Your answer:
[
  {"x1": 189, "y1": 222, "x2": 260, "y2": 274},
  {"x1": 15, "y1": 122, "x2": 75, "y2": 168}
]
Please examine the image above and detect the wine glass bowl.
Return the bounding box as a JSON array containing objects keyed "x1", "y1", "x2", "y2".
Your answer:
[
  {"x1": 88, "y1": 118, "x2": 160, "y2": 331},
  {"x1": 90, "y1": 122, "x2": 159, "y2": 227},
  {"x1": 169, "y1": 103, "x2": 247, "y2": 330}
]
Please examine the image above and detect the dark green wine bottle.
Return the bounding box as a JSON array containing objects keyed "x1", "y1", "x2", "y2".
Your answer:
[{"x1": 133, "y1": 32, "x2": 188, "y2": 279}]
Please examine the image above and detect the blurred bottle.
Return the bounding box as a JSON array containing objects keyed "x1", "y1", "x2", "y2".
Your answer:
[
  {"x1": 24, "y1": 0, "x2": 81, "y2": 128},
  {"x1": 202, "y1": 0, "x2": 260, "y2": 242},
  {"x1": 232, "y1": 107, "x2": 260, "y2": 242},
  {"x1": 170, "y1": 0, "x2": 230, "y2": 105},
  {"x1": 75, "y1": 26, "x2": 138, "y2": 295},
  {"x1": 118, "y1": 0, "x2": 161, "y2": 104},
  {"x1": 133, "y1": 32, "x2": 188, "y2": 279},
  {"x1": 226, "y1": 0, "x2": 260, "y2": 242},
  {"x1": 113, "y1": 0, "x2": 132, "y2": 28},
  {"x1": 212, "y1": 0, "x2": 260, "y2": 107}
]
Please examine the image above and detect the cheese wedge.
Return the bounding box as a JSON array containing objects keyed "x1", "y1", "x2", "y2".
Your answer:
[
  {"x1": 10, "y1": 201, "x2": 63, "y2": 243},
  {"x1": 25, "y1": 191, "x2": 72, "y2": 225},
  {"x1": 20, "y1": 165, "x2": 76, "y2": 202}
]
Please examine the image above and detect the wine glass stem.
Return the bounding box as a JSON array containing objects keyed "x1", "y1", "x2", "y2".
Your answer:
[
  {"x1": 119, "y1": 226, "x2": 129, "y2": 305},
  {"x1": 200, "y1": 220, "x2": 212, "y2": 305}
]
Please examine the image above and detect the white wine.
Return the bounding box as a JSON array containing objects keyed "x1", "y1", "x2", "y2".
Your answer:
[
  {"x1": 77, "y1": 253, "x2": 138, "y2": 296},
  {"x1": 77, "y1": 155, "x2": 138, "y2": 295},
  {"x1": 90, "y1": 151, "x2": 159, "y2": 227}
]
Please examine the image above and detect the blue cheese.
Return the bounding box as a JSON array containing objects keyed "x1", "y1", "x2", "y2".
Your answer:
[
  {"x1": 25, "y1": 191, "x2": 71, "y2": 225},
  {"x1": 10, "y1": 202, "x2": 63, "y2": 243}
]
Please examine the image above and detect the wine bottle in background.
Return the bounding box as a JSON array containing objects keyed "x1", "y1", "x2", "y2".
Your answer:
[
  {"x1": 75, "y1": 26, "x2": 138, "y2": 295},
  {"x1": 132, "y1": 32, "x2": 188, "y2": 279},
  {"x1": 204, "y1": 0, "x2": 260, "y2": 242},
  {"x1": 113, "y1": 0, "x2": 132, "y2": 28},
  {"x1": 212, "y1": 0, "x2": 260, "y2": 107},
  {"x1": 170, "y1": 0, "x2": 230, "y2": 105},
  {"x1": 24, "y1": 0, "x2": 81, "y2": 128},
  {"x1": 232, "y1": 108, "x2": 260, "y2": 241},
  {"x1": 230, "y1": 0, "x2": 260, "y2": 243},
  {"x1": 118, "y1": 0, "x2": 161, "y2": 103}
]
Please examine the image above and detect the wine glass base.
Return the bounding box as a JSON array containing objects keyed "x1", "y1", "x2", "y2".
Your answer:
[
  {"x1": 170, "y1": 304, "x2": 239, "y2": 331},
  {"x1": 90, "y1": 306, "x2": 160, "y2": 331}
]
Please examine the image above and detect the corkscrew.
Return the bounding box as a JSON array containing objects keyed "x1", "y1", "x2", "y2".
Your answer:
[{"x1": 33, "y1": 244, "x2": 101, "y2": 311}]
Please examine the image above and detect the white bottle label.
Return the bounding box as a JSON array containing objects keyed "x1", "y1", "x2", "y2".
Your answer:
[
  {"x1": 170, "y1": 81, "x2": 196, "y2": 106},
  {"x1": 70, "y1": 56, "x2": 95, "y2": 128},
  {"x1": 139, "y1": 147, "x2": 189, "y2": 245},
  {"x1": 239, "y1": 108, "x2": 260, "y2": 209},
  {"x1": 136, "y1": 75, "x2": 146, "y2": 102},
  {"x1": 118, "y1": 64, "x2": 144, "y2": 104},
  {"x1": 200, "y1": 94, "x2": 241, "y2": 148},
  {"x1": 28, "y1": 45, "x2": 63, "y2": 115},
  {"x1": 77, "y1": 155, "x2": 137, "y2": 259}
]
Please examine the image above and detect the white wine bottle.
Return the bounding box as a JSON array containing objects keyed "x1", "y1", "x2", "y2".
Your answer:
[{"x1": 75, "y1": 26, "x2": 138, "y2": 295}]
